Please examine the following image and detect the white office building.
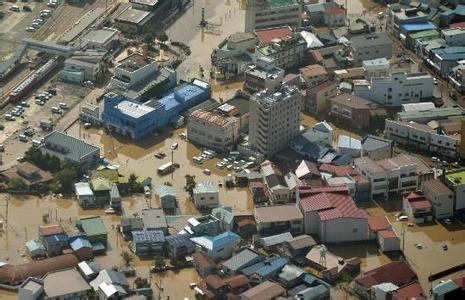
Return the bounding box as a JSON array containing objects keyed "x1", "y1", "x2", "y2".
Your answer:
[
  {"x1": 353, "y1": 72, "x2": 434, "y2": 106},
  {"x1": 244, "y1": 57, "x2": 284, "y2": 93},
  {"x1": 245, "y1": 0, "x2": 301, "y2": 32},
  {"x1": 249, "y1": 84, "x2": 301, "y2": 158}
]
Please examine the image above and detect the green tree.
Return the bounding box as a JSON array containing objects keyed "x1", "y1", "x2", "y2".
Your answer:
[
  {"x1": 157, "y1": 32, "x2": 169, "y2": 43},
  {"x1": 55, "y1": 165, "x2": 78, "y2": 192},
  {"x1": 134, "y1": 277, "x2": 150, "y2": 288},
  {"x1": 184, "y1": 174, "x2": 196, "y2": 197},
  {"x1": 8, "y1": 178, "x2": 26, "y2": 190},
  {"x1": 128, "y1": 173, "x2": 142, "y2": 193},
  {"x1": 121, "y1": 250, "x2": 134, "y2": 267},
  {"x1": 154, "y1": 255, "x2": 165, "y2": 269},
  {"x1": 144, "y1": 32, "x2": 154, "y2": 45}
]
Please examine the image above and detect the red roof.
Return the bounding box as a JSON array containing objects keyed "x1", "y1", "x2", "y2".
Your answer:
[
  {"x1": 327, "y1": 6, "x2": 346, "y2": 16},
  {"x1": 38, "y1": 224, "x2": 64, "y2": 237},
  {"x1": 299, "y1": 185, "x2": 349, "y2": 197},
  {"x1": 368, "y1": 216, "x2": 390, "y2": 232},
  {"x1": 356, "y1": 261, "x2": 417, "y2": 289},
  {"x1": 224, "y1": 275, "x2": 249, "y2": 289},
  {"x1": 453, "y1": 274, "x2": 465, "y2": 288},
  {"x1": 206, "y1": 275, "x2": 226, "y2": 289},
  {"x1": 450, "y1": 21, "x2": 465, "y2": 29},
  {"x1": 392, "y1": 282, "x2": 425, "y2": 300},
  {"x1": 300, "y1": 192, "x2": 367, "y2": 221},
  {"x1": 254, "y1": 26, "x2": 293, "y2": 44},
  {"x1": 404, "y1": 192, "x2": 431, "y2": 210},
  {"x1": 379, "y1": 230, "x2": 398, "y2": 239},
  {"x1": 319, "y1": 164, "x2": 357, "y2": 177}
]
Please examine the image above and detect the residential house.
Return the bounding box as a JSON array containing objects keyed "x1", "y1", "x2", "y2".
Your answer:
[
  {"x1": 193, "y1": 181, "x2": 219, "y2": 209},
  {"x1": 222, "y1": 248, "x2": 264, "y2": 276},
  {"x1": 403, "y1": 191, "x2": 433, "y2": 224},
  {"x1": 223, "y1": 275, "x2": 250, "y2": 295},
  {"x1": 361, "y1": 135, "x2": 394, "y2": 160},
  {"x1": 205, "y1": 275, "x2": 228, "y2": 298},
  {"x1": 291, "y1": 273, "x2": 331, "y2": 299},
  {"x1": 378, "y1": 230, "x2": 400, "y2": 252},
  {"x1": 141, "y1": 208, "x2": 168, "y2": 234},
  {"x1": 131, "y1": 230, "x2": 165, "y2": 256},
  {"x1": 158, "y1": 185, "x2": 176, "y2": 210},
  {"x1": 120, "y1": 217, "x2": 144, "y2": 238},
  {"x1": 350, "y1": 32, "x2": 393, "y2": 66},
  {"x1": 77, "y1": 216, "x2": 108, "y2": 250},
  {"x1": 74, "y1": 182, "x2": 95, "y2": 208},
  {"x1": 260, "y1": 161, "x2": 291, "y2": 204},
  {"x1": 329, "y1": 93, "x2": 379, "y2": 130},
  {"x1": 0, "y1": 162, "x2": 53, "y2": 189},
  {"x1": 305, "y1": 2, "x2": 346, "y2": 27},
  {"x1": 70, "y1": 237, "x2": 93, "y2": 261},
  {"x1": 18, "y1": 278, "x2": 44, "y2": 300},
  {"x1": 284, "y1": 234, "x2": 317, "y2": 259},
  {"x1": 185, "y1": 215, "x2": 221, "y2": 237},
  {"x1": 89, "y1": 269, "x2": 129, "y2": 297},
  {"x1": 298, "y1": 190, "x2": 368, "y2": 243},
  {"x1": 39, "y1": 131, "x2": 100, "y2": 171},
  {"x1": 211, "y1": 206, "x2": 235, "y2": 232},
  {"x1": 61, "y1": 50, "x2": 107, "y2": 84},
  {"x1": 391, "y1": 282, "x2": 426, "y2": 299},
  {"x1": 305, "y1": 80, "x2": 338, "y2": 114},
  {"x1": 165, "y1": 234, "x2": 195, "y2": 260},
  {"x1": 258, "y1": 232, "x2": 293, "y2": 252},
  {"x1": 278, "y1": 264, "x2": 306, "y2": 288},
  {"x1": 109, "y1": 184, "x2": 121, "y2": 211},
  {"x1": 236, "y1": 218, "x2": 257, "y2": 239},
  {"x1": 191, "y1": 231, "x2": 241, "y2": 260},
  {"x1": 300, "y1": 64, "x2": 330, "y2": 89},
  {"x1": 42, "y1": 268, "x2": 91, "y2": 299},
  {"x1": 25, "y1": 240, "x2": 46, "y2": 259},
  {"x1": 249, "y1": 256, "x2": 289, "y2": 283},
  {"x1": 295, "y1": 160, "x2": 320, "y2": 180},
  {"x1": 254, "y1": 204, "x2": 304, "y2": 236},
  {"x1": 422, "y1": 179, "x2": 454, "y2": 219},
  {"x1": 355, "y1": 261, "x2": 417, "y2": 298},
  {"x1": 41, "y1": 234, "x2": 69, "y2": 257},
  {"x1": 192, "y1": 252, "x2": 216, "y2": 278},
  {"x1": 240, "y1": 280, "x2": 286, "y2": 300},
  {"x1": 367, "y1": 215, "x2": 391, "y2": 240},
  {"x1": 77, "y1": 261, "x2": 100, "y2": 281}
]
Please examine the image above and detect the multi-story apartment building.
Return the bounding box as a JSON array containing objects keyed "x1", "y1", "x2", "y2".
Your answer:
[
  {"x1": 353, "y1": 72, "x2": 434, "y2": 106},
  {"x1": 245, "y1": 0, "x2": 302, "y2": 32},
  {"x1": 255, "y1": 33, "x2": 307, "y2": 70},
  {"x1": 354, "y1": 157, "x2": 388, "y2": 200},
  {"x1": 249, "y1": 84, "x2": 300, "y2": 158},
  {"x1": 305, "y1": 80, "x2": 338, "y2": 114},
  {"x1": 350, "y1": 32, "x2": 392, "y2": 66},
  {"x1": 244, "y1": 57, "x2": 284, "y2": 93},
  {"x1": 442, "y1": 28, "x2": 465, "y2": 47}
]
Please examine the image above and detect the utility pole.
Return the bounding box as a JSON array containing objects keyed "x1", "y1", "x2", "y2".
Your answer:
[
  {"x1": 171, "y1": 150, "x2": 174, "y2": 185},
  {"x1": 402, "y1": 223, "x2": 406, "y2": 253},
  {"x1": 5, "y1": 194, "x2": 9, "y2": 227}
]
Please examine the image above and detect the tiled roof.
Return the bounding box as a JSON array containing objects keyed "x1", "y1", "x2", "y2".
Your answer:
[
  {"x1": 330, "y1": 93, "x2": 372, "y2": 109},
  {"x1": 392, "y1": 282, "x2": 425, "y2": 300},
  {"x1": 300, "y1": 64, "x2": 328, "y2": 78},
  {"x1": 362, "y1": 135, "x2": 393, "y2": 152},
  {"x1": 254, "y1": 204, "x2": 303, "y2": 223},
  {"x1": 223, "y1": 275, "x2": 249, "y2": 289},
  {"x1": 356, "y1": 261, "x2": 417, "y2": 288},
  {"x1": 206, "y1": 275, "x2": 225, "y2": 289},
  {"x1": 318, "y1": 164, "x2": 357, "y2": 177},
  {"x1": 299, "y1": 185, "x2": 349, "y2": 196},
  {"x1": 254, "y1": 26, "x2": 293, "y2": 44},
  {"x1": 192, "y1": 252, "x2": 216, "y2": 269},
  {"x1": 300, "y1": 192, "x2": 367, "y2": 221},
  {"x1": 379, "y1": 230, "x2": 397, "y2": 239},
  {"x1": 295, "y1": 160, "x2": 320, "y2": 179},
  {"x1": 367, "y1": 216, "x2": 390, "y2": 232},
  {"x1": 422, "y1": 179, "x2": 452, "y2": 196},
  {"x1": 240, "y1": 280, "x2": 285, "y2": 300},
  {"x1": 222, "y1": 248, "x2": 263, "y2": 273},
  {"x1": 39, "y1": 224, "x2": 64, "y2": 237}
]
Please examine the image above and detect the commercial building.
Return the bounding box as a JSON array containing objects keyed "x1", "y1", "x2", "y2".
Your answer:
[
  {"x1": 426, "y1": 46, "x2": 465, "y2": 77},
  {"x1": 350, "y1": 32, "x2": 392, "y2": 66},
  {"x1": 61, "y1": 50, "x2": 107, "y2": 84},
  {"x1": 305, "y1": 80, "x2": 338, "y2": 114},
  {"x1": 445, "y1": 169, "x2": 465, "y2": 214},
  {"x1": 387, "y1": 5, "x2": 428, "y2": 37},
  {"x1": 40, "y1": 131, "x2": 100, "y2": 171},
  {"x1": 403, "y1": 192, "x2": 433, "y2": 224},
  {"x1": 353, "y1": 72, "x2": 434, "y2": 106},
  {"x1": 193, "y1": 181, "x2": 219, "y2": 209},
  {"x1": 254, "y1": 204, "x2": 303, "y2": 236},
  {"x1": 329, "y1": 94, "x2": 376, "y2": 130},
  {"x1": 81, "y1": 27, "x2": 120, "y2": 50},
  {"x1": 442, "y1": 28, "x2": 465, "y2": 47},
  {"x1": 249, "y1": 84, "x2": 300, "y2": 158},
  {"x1": 449, "y1": 61, "x2": 465, "y2": 94},
  {"x1": 102, "y1": 80, "x2": 211, "y2": 139},
  {"x1": 305, "y1": 1, "x2": 346, "y2": 27},
  {"x1": 108, "y1": 53, "x2": 176, "y2": 101},
  {"x1": 362, "y1": 58, "x2": 390, "y2": 80},
  {"x1": 422, "y1": 179, "x2": 454, "y2": 219},
  {"x1": 43, "y1": 268, "x2": 91, "y2": 299},
  {"x1": 361, "y1": 135, "x2": 394, "y2": 160},
  {"x1": 244, "y1": 57, "x2": 284, "y2": 93},
  {"x1": 245, "y1": 0, "x2": 301, "y2": 32}
]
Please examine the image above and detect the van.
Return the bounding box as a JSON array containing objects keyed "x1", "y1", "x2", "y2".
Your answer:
[
  {"x1": 10, "y1": 5, "x2": 20, "y2": 11},
  {"x1": 19, "y1": 134, "x2": 27, "y2": 142},
  {"x1": 5, "y1": 114, "x2": 15, "y2": 121},
  {"x1": 193, "y1": 156, "x2": 203, "y2": 164}
]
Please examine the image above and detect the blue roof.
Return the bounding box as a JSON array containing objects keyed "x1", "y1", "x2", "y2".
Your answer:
[
  {"x1": 70, "y1": 237, "x2": 92, "y2": 251},
  {"x1": 211, "y1": 231, "x2": 240, "y2": 248},
  {"x1": 255, "y1": 256, "x2": 289, "y2": 277},
  {"x1": 338, "y1": 135, "x2": 361, "y2": 150},
  {"x1": 432, "y1": 46, "x2": 465, "y2": 61},
  {"x1": 132, "y1": 230, "x2": 165, "y2": 243},
  {"x1": 400, "y1": 21, "x2": 437, "y2": 32}
]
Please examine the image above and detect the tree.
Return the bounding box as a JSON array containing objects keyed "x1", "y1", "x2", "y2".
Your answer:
[
  {"x1": 154, "y1": 255, "x2": 165, "y2": 269},
  {"x1": 144, "y1": 32, "x2": 154, "y2": 45},
  {"x1": 134, "y1": 277, "x2": 150, "y2": 289},
  {"x1": 121, "y1": 250, "x2": 134, "y2": 267},
  {"x1": 164, "y1": 182, "x2": 172, "y2": 186},
  {"x1": 184, "y1": 174, "x2": 196, "y2": 197},
  {"x1": 157, "y1": 32, "x2": 169, "y2": 43},
  {"x1": 8, "y1": 178, "x2": 26, "y2": 190},
  {"x1": 55, "y1": 165, "x2": 78, "y2": 192},
  {"x1": 128, "y1": 173, "x2": 142, "y2": 193}
]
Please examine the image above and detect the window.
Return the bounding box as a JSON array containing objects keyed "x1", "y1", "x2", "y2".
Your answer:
[{"x1": 353, "y1": 228, "x2": 358, "y2": 233}]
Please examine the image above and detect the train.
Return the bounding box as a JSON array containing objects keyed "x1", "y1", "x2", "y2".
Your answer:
[{"x1": 8, "y1": 57, "x2": 59, "y2": 102}]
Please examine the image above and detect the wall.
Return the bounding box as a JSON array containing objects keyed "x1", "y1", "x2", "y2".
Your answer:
[
  {"x1": 194, "y1": 192, "x2": 219, "y2": 209},
  {"x1": 319, "y1": 218, "x2": 368, "y2": 243}
]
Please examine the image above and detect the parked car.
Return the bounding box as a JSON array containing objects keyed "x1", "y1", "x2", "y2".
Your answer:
[
  {"x1": 51, "y1": 107, "x2": 62, "y2": 114},
  {"x1": 10, "y1": 5, "x2": 20, "y2": 12},
  {"x1": 23, "y1": 5, "x2": 31, "y2": 11},
  {"x1": 25, "y1": 26, "x2": 36, "y2": 32}
]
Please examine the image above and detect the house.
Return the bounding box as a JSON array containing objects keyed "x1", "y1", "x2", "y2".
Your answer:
[
  {"x1": 223, "y1": 275, "x2": 250, "y2": 294},
  {"x1": 70, "y1": 237, "x2": 93, "y2": 261},
  {"x1": 158, "y1": 185, "x2": 176, "y2": 210},
  {"x1": 109, "y1": 184, "x2": 121, "y2": 211},
  {"x1": 193, "y1": 181, "x2": 219, "y2": 209},
  {"x1": 0, "y1": 162, "x2": 53, "y2": 188},
  {"x1": 185, "y1": 215, "x2": 221, "y2": 237},
  {"x1": 304, "y1": 80, "x2": 338, "y2": 114},
  {"x1": 18, "y1": 277, "x2": 44, "y2": 300},
  {"x1": 422, "y1": 179, "x2": 454, "y2": 219},
  {"x1": 278, "y1": 264, "x2": 305, "y2": 289},
  {"x1": 141, "y1": 208, "x2": 168, "y2": 234},
  {"x1": 25, "y1": 240, "x2": 46, "y2": 259},
  {"x1": 90, "y1": 269, "x2": 129, "y2": 297},
  {"x1": 300, "y1": 64, "x2": 330, "y2": 88},
  {"x1": 391, "y1": 282, "x2": 426, "y2": 300},
  {"x1": 78, "y1": 260, "x2": 100, "y2": 281},
  {"x1": 192, "y1": 252, "x2": 216, "y2": 278},
  {"x1": 378, "y1": 230, "x2": 400, "y2": 252},
  {"x1": 432, "y1": 274, "x2": 465, "y2": 299},
  {"x1": 38, "y1": 224, "x2": 65, "y2": 238},
  {"x1": 211, "y1": 206, "x2": 235, "y2": 232},
  {"x1": 221, "y1": 248, "x2": 264, "y2": 276},
  {"x1": 298, "y1": 190, "x2": 368, "y2": 243},
  {"x1": 165, "y1": 234, "x2": 195, "y2": 260},
  {"x1": 355, "y1": 261, "x2": 417, "y2": 298},
  {"x1": 42, "y1": 268, "x2": 91, "y2": 299},
  {"x1": 42, "y1": 234, "x2": 69, "y2": 257},
  {"x1": 258, "y1": 232, "x2": 293, "y2": 251},
  {"x1": 338, "y1": 135, "x2": 362, "y2": 158},
  {"x1": 39, "y1": 131, "x2": 100, "y2": 171},
  {"x1": 295, "y1": 160, "x2": 320, "y2": 180},
  {"x1": 260, "y1": 161, "x2": 291, "y2": 204},
  {"x1": 236, "y1": 218, "x2": 257, "y2": 239},
  {"x1": 361, "y1": 135, "x2": 394, "y2": 160},
  {"x1": 328, "y1": 93, "x2": 376, "y2": 130},
  {"x1": 284, "y1": 234, "x2": 317, "y2": 259},
  {"x1": 403, "y1": 192, "x2": 433, "y2": 224},
  {"x1": 240, "y1": 280, "x2": 286, "y2": 300},
  {"x1": 131, "y1": 230, "x2": 165, "y2": 256},
  {"x1": 249, "y1": 181, "x2": 267, "y2": 203},
  {"x1": 74, "y1": 182, "x2": 95, "y2": 208},
  {"x1": 77, "y1": 216, "x2": 108, "y2": 250},
  {"x1": 254, "y1": 204, "x2": 304, "y2": 236},
  {"x1": 120, "y1": 217, "x2": 144, "y2": 238},
  {"x1": 306, "y1": 245, "x2": 360, "y2": 282},
  {"x1": 290, "y1": 123, "x2": 333, "y2": 161},
  {"x1": 205, "y1": 274, "x2": 228, "y2": 298},
  {"x1": 350, "y1": 32, "x2": 393, "y2": 66},
  {"x1": 249, "y1": 256, "x2": 289, "y2": 283},
  {"x1": 191, "y1": 231, "x2": 241, "y2": 260},
  {"x1": 367, "y1": 215, "x2": 390, "y2": 240}
]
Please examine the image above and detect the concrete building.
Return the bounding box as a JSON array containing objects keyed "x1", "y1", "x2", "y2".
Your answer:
[
  {"x1": 361, "y1": 135, "x2": 394, "y2": 160},
  {"x1": 108, "y1": 53, "x2": 176, "y2": 101},
  {"x1": 442, "y1": 28, "x2": 465, "y2": 46},
  {"x1": 102, "y1": 80, "x2": 211, "y2": 139},
  {"x1": 185, "y1": 215, "x2": 221, "y2": 237},
  {"x1": 61, "y1": 50, "x2": 107, "y2": 84},
  {"x1": 305, "y1": 1, "x2": 346, "y2": 27},
  {"x1": 254, "y1": 204, "x2": 303, "y2": 236},
  {"x1": 449, "y1": 60, "x2": 465, "y2": 94},
  {"x1": 350, "y1": 32, "x2": 392, "y2": 66},
  {"x1": 193, "y1": 181, "x2": 219, "y2": 209},
  {"x1": 300, "y1": 64, "x2": 330, "y2": 88},
  {"x1": 353, "y1": 72, "x2": 434, "y2": 106},
  {"x1": 81, "y1": 27, "x2": 120, "y2": 50},
  {"x1": 244, "y1": 57, "x2": 284, "y2": 93},
  {"x1": 19, "y1": 278, "x2": 44, "y2": 300},
  {"x1": 427, "y1": 46, "x2": 465, "y2": 77},
  {"x1": 329, "y1": 93, "x2": 375, "y2": 130},
  {"x1": 40, "y1": 131, "x2": 100, "y2": 171},
  {"x1": 298, "y1": 190, "x2": 368, "y2": 243},
  {"x1": 165, "y1": 234, "x2": 195, "y2": 260},
  {"x1": 387, "y1": 4, "x2": 428, "y2": 37},
  {"x1": 249, "y1": 84, "x2": 300, "y2": 158},
  {"x1": 445, "y1": 169, "x2": 465, "y2": 214},
  {"x1": 362, "y1": 58, "x2": 390, "y2": 80},
  {"x1": 422, "y1": 179, "x2": 454, "y2": 220},
  {"x1": 245, "y1": 0, "x2": 301, "y2": 32},
  {"x1": 403, "y1": 192, "x2": 433, "y2": 224},
  {"x1": 305, "y1": 80, "x2": 338, "y2": 114}
]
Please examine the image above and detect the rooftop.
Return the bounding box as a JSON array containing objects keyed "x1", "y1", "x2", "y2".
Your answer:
[
  {"x1": 356, "y1": 261, "x2": 416, "y2": 288},
  {"x1": 254, "y1": 26, "x2": 293, "y2": 44},
  {"x1": 446, "y1": 169, "x2": 465, "y2": 185},
  {"x1": 42, "y1": 131, "x2": 99, "y2": 163},
  {"x1": 79, "y1": 216, "x2": 107, "y2": 237},
  {"x1": 367, "y1": 215, "x2": 390, "y2": 232},
  {"x1": 300, "y1": 192, "x2": 367, "y2": 221},
  {"x1": 350, "y1": 32, "x2": 391, "y2": 48},
  {"x1": 132, "y1": 230, "x2": 165, "y2": 243},
  {"x1": 115, "y1": 7, "x2": 152, "y2": 25},
  {"x1": 254, "y1": 204, "x2": 303, "y2": 223},
  {"x1": 362, "y1": 135, "x2": 393, "y2": 152},
  {"x1": 190, "y1": 109, "x2": 235, "y2": 127},
  {"x1": 329, "y1": 93, "x2": 372, "y2": 109},
  {"x1": 378, "y1": 153, "x2": 432, "y2": 175},
  {"x1": 300, "y1": 64, "x2": 328, "y2": 79},
  {"x1": 190, "y1": 231, "x2": 240, "y2": 251},
  {"x1": 422, "y1": 179, "x2": 452, "y2": 196},
  {"x1": 193, "y1": 180, "x2": 219, "y2": 194},
  {"x1": 116, "y1": 100, "x2": 155, "y2": 119},
  {"x1": 222, "y1": 248, "x2": 264, "y2": 272},
  {"x1": 38, "y1": 224, "x2": 64, "y2": 237},
  {"x1": 43, "y1": 268, "x2": 91, "y2": 298},
  {"x1": 240, "y1": 280, "x2": 285, "y2": 300},
  {"x1": 141, "y1": 208, "x2": 167, "y2": 230}
]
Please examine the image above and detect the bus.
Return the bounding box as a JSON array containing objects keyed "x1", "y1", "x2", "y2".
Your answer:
[{"x1": 157, "y1": 162, "x2": 179, "y2": 175}]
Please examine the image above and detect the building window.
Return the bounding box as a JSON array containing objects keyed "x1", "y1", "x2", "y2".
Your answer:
[{"x1": 353, "y1": 228, "x2": 358, "y2": 233}]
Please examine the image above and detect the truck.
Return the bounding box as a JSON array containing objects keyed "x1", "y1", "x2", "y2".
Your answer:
[
  {"x1": 157, "y1": 162, "x2": 179, "y2": 175},
  {"x1": 40, "y1": 119, "x2": 53, "y2": 131}
]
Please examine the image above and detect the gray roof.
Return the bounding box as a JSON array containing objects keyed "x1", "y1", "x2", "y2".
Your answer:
[
  {"x1": 362, "y1": 135, "x2": 393, "y2": 152},
  {"x1": 211, "y1": 206, "x2": 234, "y2": 225},
  {"x1": 350, "y1": 32, "x2": 391, "y2": 48},
  {"x1": 287, "y1": 235, "x2": 316, "y2": 250},
  {"x1": 259, "y1": 232, "x2": 293, "y2": 247},
  {"x1": 132, "y1": 230, "x2": 165, "y2": 243},
  {"x1": 41, "y1": 131, "x2": 100, "y2": 162},
  {"x1": 141, "y1": 208, "x2": 167, "y2": 230},
  {"x1": 222, "y1": 248, "x2": 264, "y2": 273},
  {"x1": 158, "y1": 185, "x2": 176, "y2": 198},
  {"x1": 110, "y1": 184, "x2": 120, "y2": 198},
  {"x1": 165, "y1": 234, "x2": 194, "y2": 248},
  {"x1": 90, "y1": 269, "x2": 129, "y2": 292}
]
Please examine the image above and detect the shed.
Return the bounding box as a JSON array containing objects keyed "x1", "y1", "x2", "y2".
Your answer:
[
  {"x1": 70, "y1": 237, "x2": 94, "y2": 261},
  {"x1": 25, "y1": 240, "x2": 47, "y2": 259},
  {"x1": 75, "y1": 182, "x2": 95, "y2": 208}
]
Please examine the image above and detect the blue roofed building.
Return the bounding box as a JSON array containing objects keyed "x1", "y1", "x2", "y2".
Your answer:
[
  {"x1": 131, "y1": 230, "x2": 165, "y2": 257},
  {"x1": 222, "y1": 248, "x2": 264, "y2": 276},
  {"x1": 248, "y1": 256, "x2": 289, "y2": 283},
  {"x1": 102, "y1": 79, "x2": 211, "y2": 139},
  {"x1": 70, "y1": 237, "x2": 93, "y2": 261},
  {"x1": 190, "y1": 231, "x2": 241, "y2": 260},
  {"x1": 399, "y1": 21, "x2": 437, "y2": 36},
  {"x1": 42, "y1": 234, "x2": 69, "y2": 257},
  {"x1": 426, "y1": 46, "x2": 465, "y2": 77}
]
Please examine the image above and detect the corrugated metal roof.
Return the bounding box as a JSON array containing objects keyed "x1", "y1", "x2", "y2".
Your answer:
[
  {"x1": 132, "y1": 230, "x2": 165, "y2": 243},
  {"x1": 41, "y1": 131, "x2": 99, "y2": 163},
  {"x1": 70, "y1": 237, "x2": 92, "y2": 251},
  {"x1": 222, "y1": 248, "x2": 264, "y2": 272}
]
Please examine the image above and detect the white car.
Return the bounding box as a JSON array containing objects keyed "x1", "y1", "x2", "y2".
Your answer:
[
  {"x1": 33, "y1": 18, "x2": 44, "y2": 24},
  {"x1": 25, "y1": 26, "x2": 36, "y2": 32}
]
